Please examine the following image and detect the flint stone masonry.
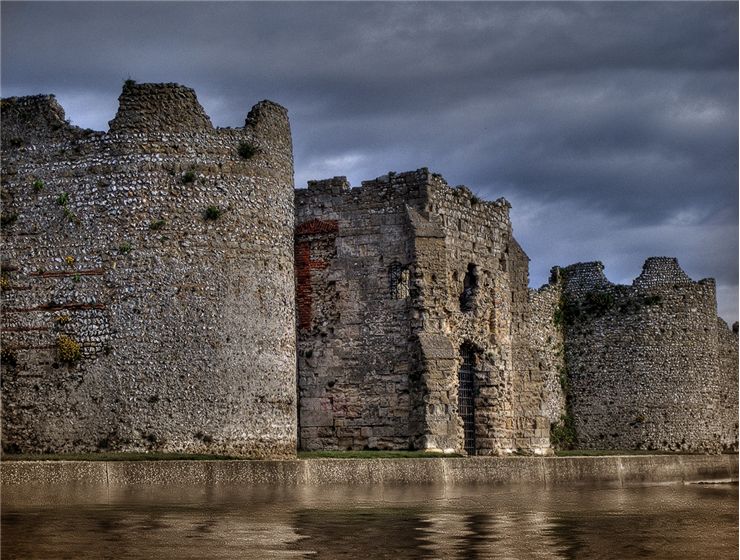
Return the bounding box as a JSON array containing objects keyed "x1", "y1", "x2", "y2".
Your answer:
[
  {"x1": 2, "y1": 84, "x2": 737, "y2": 461},
  {"x1": 1, "y1": 83, "x2": 297, "y2": 458},
  {"x1": 553, "y1": 257, "x2": 738, "y2": 453},
  {"x1": 295, "y1": 169, "x2": 554, "y2": 455},
  {"x1": 295, "y1": 176, "x2": 737, "y2": 455}
]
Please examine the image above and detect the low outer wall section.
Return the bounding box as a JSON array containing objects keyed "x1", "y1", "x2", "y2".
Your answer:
[{"x1": 2, "y1": 455, "x2": 737, "y2": 490}]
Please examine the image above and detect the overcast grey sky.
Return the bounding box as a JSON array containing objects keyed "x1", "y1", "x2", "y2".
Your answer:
[{"x1": 2, "y1": 1, "x2": 737, "y2": 322}]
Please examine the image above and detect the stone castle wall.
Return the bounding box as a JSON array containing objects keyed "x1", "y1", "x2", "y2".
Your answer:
[
  {"x1": 295, "y1": 169, "x2": 552, "y2": 455},
  {"x1": 295, "y1": 174, "x2": 420, "y2": 451},
  {"x1": 515, "y1": 281, "x2": 566, "y2": 429},
  {"x1": 0, "y1": 83, "x2": 297, "y2": 458},
  {"x1": 419, "y1": 176, "x2": 550, "y2": 454},
  {"x1": 2, "y1": 84, "x2": 736, "y2": 458},
  {"x1": 717, "y1": 319, "x2": 739, "y2": 448},
  {"x1": 556, "y1": 257, "x2": 738, "y2": 453}
]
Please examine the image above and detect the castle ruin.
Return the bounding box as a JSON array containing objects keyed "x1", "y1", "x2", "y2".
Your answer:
[
  {"x1": 1, "y1": 83, "x2": 297, "y2": 457},
  {"x1": 1, "y1": 83, "x2": 736, "y2": 457}
]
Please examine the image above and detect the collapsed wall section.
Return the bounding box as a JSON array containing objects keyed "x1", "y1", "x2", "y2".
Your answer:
[
  {"x1": 557, "y1": 257, "x2": 737, "y2": 453},
  {"x1": 0, "y1": 82, "x2": 297, "y2": 458}
]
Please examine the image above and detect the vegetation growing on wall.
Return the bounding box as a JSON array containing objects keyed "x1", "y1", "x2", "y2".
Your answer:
[
  {"x1": 550, "y1": 336, "x2": 577, "y2": 450},
  {"x1": 238, "y1": 141, "x2": 258, "y2": 160},
  {"x1": 54, "y1": 315, "x2": 71, "y2": 325},
  {"x1": 554, "y1": 289, "x2": 663, "y2": 327},
  {"x1": 1, "y1": 346, "x2": 18, "y2": 368},
  {"x1": 550, "y1": 412, "x2": 577, "y2": 449},
  {"x1": 1, "y1": 212, "x2": 18, "y2": 228},
  {"x1": 56, "y1": 335, "x2": 82, "y2": 363},
  {"x1": 56, "y1": 192, "x2": 80, "y2": 224},
  {"x1": 203, "y1": 206, "x2": 222, "y2": 221}
]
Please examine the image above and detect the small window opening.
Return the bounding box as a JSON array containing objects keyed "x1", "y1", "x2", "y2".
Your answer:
[
  {"x1": 459, "y1": 263, "x2": 478, "y2": 312},
  {"x1": 389, "y1": 262, "x2": 410, "y2": 299}
]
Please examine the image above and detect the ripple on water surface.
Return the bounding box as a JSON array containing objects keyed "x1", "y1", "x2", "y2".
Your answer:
[{"x1": 2, "y1": 483, "x2": 737, "y2": 559}]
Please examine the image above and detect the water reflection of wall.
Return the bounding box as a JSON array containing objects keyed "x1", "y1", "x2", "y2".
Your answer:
[{"x1": 2, "y1": 484, "x2": 737, "y2": 559}]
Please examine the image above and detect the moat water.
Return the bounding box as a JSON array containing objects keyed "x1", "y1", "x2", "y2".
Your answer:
[{"x1": 2, "y1": 483, "x2": 736, "y2": 559}]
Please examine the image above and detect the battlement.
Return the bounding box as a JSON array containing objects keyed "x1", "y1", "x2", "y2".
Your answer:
[
  {"x1": 555, "y1": 257, "x2": 714, "y2": 298},
  {"x1": 0, "y1": 82, "x2": 297, "y2": 459},
  {"x1": 108, "y1": 81, "x2": 213, "y2": 133},
  {"x1": 298, "y1": 168, "x2": 511, "y2": 228},
  {"x1": 1, "y1": 94, "x2": 80, "y2": 145},
  {"x1": 554, "y1": 261, "x2": 612, "y2": 296},
  {"x1": 633, "y1": 256, "x2": 700, "y2": 289},
  {"x1": 306, "y1": 176, "x2": 351, "y2": 194},
  {"x1": 2, "y1": 83, "x2": 291, "y2": 152}
]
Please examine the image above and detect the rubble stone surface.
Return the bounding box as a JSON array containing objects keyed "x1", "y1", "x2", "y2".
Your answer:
[
  {"x1": 2, "y1": 84, "x2": 736, "y2": 458},
  {"x1": 1, "y1": 83, "x2": 297, "y2": 457}
]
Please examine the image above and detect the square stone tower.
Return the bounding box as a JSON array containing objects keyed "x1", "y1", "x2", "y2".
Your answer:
[{"x1": 295, "y1": 169, "x2": 553, "y2": 455}]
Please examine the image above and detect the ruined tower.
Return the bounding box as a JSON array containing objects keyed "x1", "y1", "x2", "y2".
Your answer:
[
  {"x1": 0, "y1": 82, "x2": 297, "y2": 457},
  {"x1": 552, "y1": 257, "x2": 738, "y2": 453},
  {"x1": 295, "y1": 169, "x2": 553, "y2": 455}
]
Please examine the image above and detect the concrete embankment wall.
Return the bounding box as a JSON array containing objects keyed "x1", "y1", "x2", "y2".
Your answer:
[{"x1": 2, "y1": 455, "x2": 737, "y2": 490}]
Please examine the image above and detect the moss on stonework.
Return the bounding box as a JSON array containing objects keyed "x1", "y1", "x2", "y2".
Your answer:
[
  {"x1": 550, "y1": 412, "x2": 577, "y2": 450},
  {"x1": 556, "y1": 289, "x2": 664, "y2": 327},
  {"x1": 1, "y1": 212, "x2": 18, "y2": 228},
  {"x1": 203, "y1": 205, "x2": 222, "y2": 220},
  {"x1": 555, "y1": 291, "x2": 616, "y2": 327},
  {"x1": 1, "y1": 346, "x2": 18, "y2": 368},
  {"x1": 56, "y1": 192, "x2": 69, "y2": 206},
  {"x1": 237, "y1": 141, "x2": 258, "y2": 160},
  {"x1": 57, "y1": 334, "x2": 81, "y2": 363}
]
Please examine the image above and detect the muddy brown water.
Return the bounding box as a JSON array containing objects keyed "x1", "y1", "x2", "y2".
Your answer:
[{"x1": 2, "y1": 483, "x2": 737, "y2": 559}]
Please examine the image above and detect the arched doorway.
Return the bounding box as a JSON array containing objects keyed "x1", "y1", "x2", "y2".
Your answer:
[{"x1": 458, "y1": 344, "x2": 477, "y2": 455}]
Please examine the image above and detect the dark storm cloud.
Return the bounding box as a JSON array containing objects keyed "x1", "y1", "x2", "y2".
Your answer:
[{"x1": 2, "y1": 1, "x2": 737, "y2": 320}]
